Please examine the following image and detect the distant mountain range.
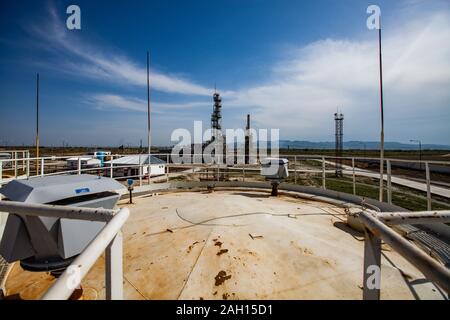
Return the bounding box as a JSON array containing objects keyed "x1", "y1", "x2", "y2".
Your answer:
[{"x1": 277, "y1": 140, "x2": 450, "y2": 150}]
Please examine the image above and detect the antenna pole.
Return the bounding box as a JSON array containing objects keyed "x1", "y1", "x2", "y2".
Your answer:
[
  {"x1": 147, "y1": 51, "x2": 151, "y2": 184},
  {"x1": 378, "y1": 21, "x2": 385, "y2": 202},
  {"x1": 36, "y1": 73, "x2": 40, "y2": 176}
]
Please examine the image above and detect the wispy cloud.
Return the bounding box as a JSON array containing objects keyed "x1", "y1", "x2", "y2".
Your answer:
[{"x1": 28, "y1": 5, "x2": 213, "y2": 96}]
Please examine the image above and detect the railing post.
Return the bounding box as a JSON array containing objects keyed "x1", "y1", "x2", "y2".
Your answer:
[
  {"x1": 242, "y1": 167, "x2": 245, "y2": 182},
  {"x1": 217, "y1": 163, "x2": 220, "y2": 182},
  {"x1": 41, "y1": 158, "x2": 45, "y2": 176},
  {"x1": 110, "y1": 155, "x2": 114, "y2": 178},
  {"x1": 139, "y1": 164, "x2": 143, "y2": 187},
  {"x1": 379, "y1": 159, "x2": 384, "y2": 202},
  {"x1": 387, "y1": 160, "x2": 392, "y2": 205},
  {"x1": 105, "y1": 231, "x2": 124, "y2": 300},
  {"x1": 352, "y1": 157, "x2": 356, "y2": 195},
  {"x1": 363, "y1": 228, "x2": 381, "y2": 300},
  {"x1": 166, "y1": 154, "x2": 169, "y2": 183},
  {"x1": 322, "y1": 156, "x2": 326, "y2": 189},
  {"x1": 26, "y1": 153, "x2": 30, "y2": 178},
  {"x1": 425, "y1": 162, "x2": 431, "y2": 211},
  {"x1": 294, "y1": 156, "x2": 297, "y2": 184},
  {"x1": 77, "y1": 157, "x2": 81, "y2": 175},
  {"x1": 14, "y1": 151, "x2": 17, "y2": 178}
]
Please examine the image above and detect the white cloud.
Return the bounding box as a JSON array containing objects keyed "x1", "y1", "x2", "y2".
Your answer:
[
  {"x1": 225, "y1": 8, "x2": 450, "y2": 143},
  {"x1": 89, "y1": 93, "x2": 210, "y2": 113}
]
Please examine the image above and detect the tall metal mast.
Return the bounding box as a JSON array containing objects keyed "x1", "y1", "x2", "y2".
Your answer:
[
  {"x1": 147, "y1": 51, "x2": 151, "y2": 184},
  {"x1": 36, "y1": 73, "x2": 40, "y2": 175},
  {"x1": 378, "y1": 21, "x2": 385, "y2": 202}
]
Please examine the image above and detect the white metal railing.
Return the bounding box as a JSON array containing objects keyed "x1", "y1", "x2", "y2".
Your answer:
[
  {"x1": 358, "y1": 209, "x2": 450, "y2": 300},
  {"x1": 0, "y1": 201, "x2": 129, "y2": 300},
  {"x1": 1, "y1": 153, "x2": 449, "y2": 210}
]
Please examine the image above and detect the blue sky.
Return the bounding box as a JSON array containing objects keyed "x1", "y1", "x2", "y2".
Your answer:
[{"x1": 0, "y1": 0, "x2": 449, "y2": 147}]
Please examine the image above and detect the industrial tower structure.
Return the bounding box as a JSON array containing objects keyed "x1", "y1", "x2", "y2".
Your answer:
[
  {"x1": 334, "y1": 112, "x2": 344, "y2": 177},
  {"x1": 211, "y1": 92, "x2": 226, "y2": 162}
]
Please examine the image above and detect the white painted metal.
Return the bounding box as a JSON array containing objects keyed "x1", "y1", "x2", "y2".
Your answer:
[
  {"x1": 41, "y1": 158, "x2": 44, "y2": 177},
  {"x1": 14, "y1": 152, "x2": 17, "y2": 178},
  {"x1": 43, "y1": 208, "x2": 129, "y2": 300},
  {"x1": 387, "y1": 160, "x2": 392, "y2": 204},
  {"x1": 0, "y1": 201, "x2": 116, "y2": 222},
  {"x1": 294, "y1": 156, "x2": 297, "y2": 184},
  {"x1": 105, "y1": 231, "x2": 123, "y2": 300},
  {"x1": 426, "y1": 162, "x2": 432, "y2": 211},
  {"x1": 377, "y1": 211, "x2": 450, "y2": 225},
  {"x1": 322, "y1": 156, "x2": 326, "y2": 189},
  {"x1": 359, "y1": 211, "x2": 450, "y2": 295},
  {"x1": 362, "y1": 227, "x2": 381, "y2": 300},
  {"x1": 352, "y1": 157, "x2": 356, "y2": 195},
  {"x1": 110, "y1": 155, "x2": 114, "y2": 178}
]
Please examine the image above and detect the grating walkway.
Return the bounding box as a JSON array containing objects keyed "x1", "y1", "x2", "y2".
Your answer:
[
  {"x1": 0, "y1": 255, "x2": 8, "y2": 292},
  {"x1": 398, "y1": 224, "x2": 450, "y2": 268}
]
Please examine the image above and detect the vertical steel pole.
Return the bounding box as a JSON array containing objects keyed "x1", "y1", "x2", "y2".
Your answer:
[
  {"x1": 147, "y1": 51, "x2": 151, "y2": 185},
  {"x1": 294, "y1": 156, "x2": 297, "y2": 184},
  {"x1": 77, "y1": 157, "x2": 81, "y2": 175},
  {"x1": 378, "y1": 23, "x2": 385, "y2": 203},
  {"x1": 322, "y1": 156, "x2": 326, "y2": 189},
  {"x1": 41, "y1": 158, "x2": 44, "y2": 176},
  {"x1": 425, "y1": 162, "x2": 431, "y2": 211},
  {"x1": 387, "y1": 160, "x2": 392, "y2": 204},
  {"x1": 105, "y1": 232, "x2": 123, "y2": 300},
  {"x1": 352, "y1": 157, "x2": 356, "y2": 195},
  {"x1": 36, "y1": 73, "x2": 40, "y2": 176},
  {"x1": 363, "y1": 228, "x2": 381, "y2": 300}
]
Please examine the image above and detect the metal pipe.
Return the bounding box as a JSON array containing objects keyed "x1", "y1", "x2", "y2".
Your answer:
[
  {"x1": 0, "y1": 201, "x2": 117, "y2": 222},
  {"x1": 359, "y1": 211, "x2": 450, "y2": 293},
  {"x1": 377, "y1": 211, "x2": 450, "y2": 225},
  {"x1": 43, "y1": 208, "x2": 129, "y2": 300},
  {"x1": 363, "y1": 228, "x2": 381, "y2": 300}
]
